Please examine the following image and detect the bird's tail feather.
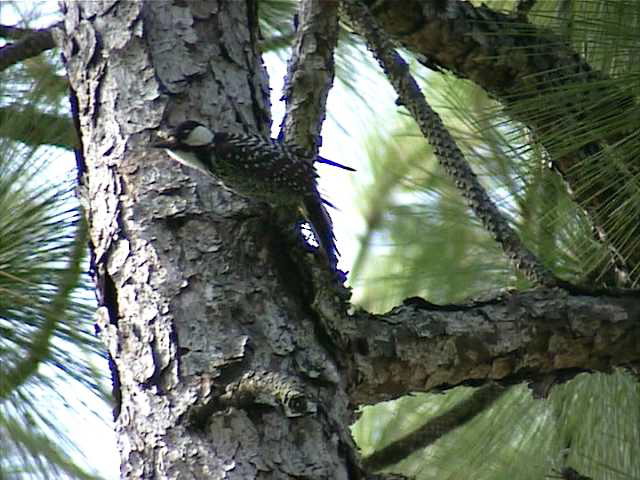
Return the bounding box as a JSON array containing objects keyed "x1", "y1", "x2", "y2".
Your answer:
[{"x1": 303, "y1": 191, "x2": 338, "y2": 269}]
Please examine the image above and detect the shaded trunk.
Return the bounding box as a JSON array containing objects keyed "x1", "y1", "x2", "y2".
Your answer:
[{"x1": 60, "y1": 1, "x2": 356, "y2": 478}]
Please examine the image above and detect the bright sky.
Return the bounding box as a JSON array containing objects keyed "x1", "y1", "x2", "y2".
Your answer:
[{"x1": 4, "y1": 4, "x2": 395, "y2": 479}]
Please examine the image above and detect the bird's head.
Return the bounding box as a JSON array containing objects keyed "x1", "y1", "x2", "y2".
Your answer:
[
  {"x1": 153, "y1": 121, "x2": 214, "y2": 149},
  {"x1": 152, "y1": 121, "x2": 216, "y2": 176}
]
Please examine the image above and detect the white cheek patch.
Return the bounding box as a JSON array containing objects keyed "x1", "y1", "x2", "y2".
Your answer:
[
  {"x1": 165, "y1": 149, "x2": 214, "y2": 177},
  {"x1": 185, "y1": 125, "x2": 214, "y2": 146}
]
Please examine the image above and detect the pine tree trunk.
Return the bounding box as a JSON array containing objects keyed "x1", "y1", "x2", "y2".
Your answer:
[{"x1": 60, "y1": 2, "x2": 356, "y2": 478}]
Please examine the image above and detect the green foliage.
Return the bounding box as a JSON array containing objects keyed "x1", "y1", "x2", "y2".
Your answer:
[
  {"x1": 258, "y1": 0, "x2": 297, "y2": 53},
  {"x1": 354, "y1": 373, "x2": 640, "y2": 479},
  {"x1": 0, "y1": 5, "x2": 107, "y2": 478},
  {"x1": 352, "y1": 0, "x2": 640, "y2": 298},
  {"x1": 0, "y1": 138, "x2": 105, "y2": 479},
  {"x1": 350, "y1": 1, "x2": 640, "y2": 478},
  {"x1": 352, "y1": 75, "x2": 523, "y2": 311},
  {"x1": 492, "y1": 0, "x2": 640, "y2": 284}
]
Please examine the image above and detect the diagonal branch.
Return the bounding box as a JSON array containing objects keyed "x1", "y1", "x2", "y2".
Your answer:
[
  {"x1": 340, "y1": 0, "x2": 557, "y2": 286},
  {"x1": 515, "y1": 0, "x2": 538, "y2": 19},
  {"x1": 0, "y1": 106, "x2": 77, "y2": 150},
  {"x1": 0, "y1": 23, "x2": 60, "y2": 72},
  {"x1": 361, "y1": 1, "x2": 640, "y2": 282},
  {"x1": 363, "y1": 383, "x2": 507, "y2": 471}
]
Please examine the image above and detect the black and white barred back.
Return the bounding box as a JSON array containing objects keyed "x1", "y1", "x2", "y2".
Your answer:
[{"x1": 153, "y1": 121, "x2": 354, "y2": 269}]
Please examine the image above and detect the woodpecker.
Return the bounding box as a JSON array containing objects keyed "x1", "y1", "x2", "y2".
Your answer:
[{"x1": 152, "y1": 121, "x2": 354, "y2": 269}]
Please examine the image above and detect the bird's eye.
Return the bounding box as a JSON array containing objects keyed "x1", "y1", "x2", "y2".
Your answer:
[{"x1": 178, "y1": 125, "x2": 192, "y2": 137}]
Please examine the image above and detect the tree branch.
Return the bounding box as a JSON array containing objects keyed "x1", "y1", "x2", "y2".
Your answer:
[
  {"x1": 346, "y1": 289, "x2": 639, "y2": 404},
  {"x1": 341, "y1": 0, "x2": 556, "y2": 286},
  {"x1": 0, "y1": 24, "x2": 54, "y2": 40},
  {"x1": 275, "y1": 0, "x2": 353, "y2": 304},
  {"x1": 278, "y1": 0, "x2": 339, "y2": 153},
  {"x1": 360, "y1": 0, "x2": 640, "y2": 281},
  {"x1": 363, "y1": 383, "x2": 506, "y2": 471},
  {"x1": 0, "y1": 106, "x2": 77, "y2": 150},
  {"x1": 0, "y1": 24, "x2": 59, "y2": 72},
  {"x1": 515, "y1": 0, "x2": 537, "y2": 19}
]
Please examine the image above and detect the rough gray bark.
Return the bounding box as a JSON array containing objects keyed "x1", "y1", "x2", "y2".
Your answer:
[
  {"x1": 279, "y1": 0, "x2": 339, "y2": 153},
  {"x1": 60, "y1": 1, "x2": 356, "y2": 478},
  {"x1": 361, "y1": 0, "x2": 639, "y2": 283},
  {"x1": 346, "y1": 288, "x2": 640, "y2": 405},
  {"x1": 0, "y1": 23, "x2": 58, "y2": 72}
]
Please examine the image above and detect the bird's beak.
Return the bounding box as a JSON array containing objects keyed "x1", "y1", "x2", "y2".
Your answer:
[{"x1": 151, "y1": 132, "x2": 177, "y2": 149}]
